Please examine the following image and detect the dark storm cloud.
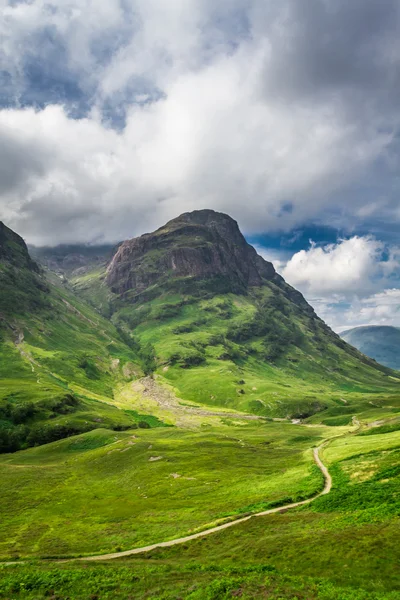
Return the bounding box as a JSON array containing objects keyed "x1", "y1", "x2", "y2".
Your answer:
[
  {"x1": 257, "y1": 0, "x2": 400, "y2": 107},
  {"x1": 0, "y1": 0, "x2": 399, "y2": 249}
]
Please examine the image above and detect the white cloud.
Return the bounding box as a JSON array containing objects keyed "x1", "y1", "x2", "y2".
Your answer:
[
  {"x1": 0, "y1": 67, "x2": 392, "y2": 245},
  {"x1": 281, "y1": 236, "x2": 389, "y2": 296},
  {"x1": 1, "y1": 0, "x2": 400, "y2": 244},
  {"x1": 343, "y1": 289, "x2": 400, "y2": 329},
  {"x1": 253, "y1": 245, "x2": 289, "y2": 273},
  {"x1": 263, "y1": 236, "x2": 400, "y2": 330}
]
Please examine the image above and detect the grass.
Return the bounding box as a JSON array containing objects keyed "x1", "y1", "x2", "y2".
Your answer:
[
  {"x1": 2, "y1": 562, "x2": 400, "y2": 599},
  {"x1": 322, "y1": 429, "x2": 400, "y2": 463},
  {"x1": 0, "y1": 276, "x2": 171, "y2": 451},
  {"x1": 2, "y1": 222, "x2": 400, "y2": 598},
  {"x1": 1, "y1": 383, "x2": 400, "y2": 599},
  {"x1": 1, "y1": 431, "x2": 400, "y2": 598},
  {"x1": 100, "y1": 289, "x2": 400, "y2": 422},
  {"x1": 0, "y1": 421, "x2": 329, "y2": 559}
]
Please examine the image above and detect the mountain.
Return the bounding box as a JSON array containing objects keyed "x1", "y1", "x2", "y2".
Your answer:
[
  {"x1": 2, "y1": 210, "x2": 399, "y2": 453},
  {"x1": 341, "y1": 325, "x2": 400, "y2": 371},
  {"x1": 106, "y1": 209, "x2": 277, "y2": 297},
  {"x1": 0, "y1": 222, "x2": 162, "y2": 454},
  {"x1": 29, "y1": 243, "x2": 117, "y2": 277},
  {"x1": 0, "y1": 221, "x2": 50, "y2": 320},
  {"x1": 65, "y1": 209, "x2": 398, "y2": 421}
]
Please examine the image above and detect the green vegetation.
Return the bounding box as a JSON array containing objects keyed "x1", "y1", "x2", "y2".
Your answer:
[
  {"x1": 0, "y1": 422, "x2": 327, "y2": 559},
  {"x1": 0, "y1": 266, "x2": 172, "y2": 451},
  {"x1": 0, "y1": 222, "x2": 49, "y2": 319},
  {"x1": 1, "y1": 428, "x2": 400, "y2": 598},
  {"x1": 2, "y1": 562, "x2": 399, "y2": 600},
  {"x1": 102, "y1": 290, "x2": 400, "y2": 423},
  {"x1": 2, "y1": 215, "x2": 400, "y2": 599}
]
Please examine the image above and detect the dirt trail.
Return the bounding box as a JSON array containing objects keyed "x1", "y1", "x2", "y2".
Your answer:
[{"x1": 77, "y1": 442, "x2": 332, "y2": 562}]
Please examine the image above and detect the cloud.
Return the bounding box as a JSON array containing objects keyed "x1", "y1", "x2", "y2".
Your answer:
[
  {"x1": 281, "y1": 236, "x2": 393, "y2": 296},
  {"x1": 262, "y1": 236, "x2": 400, "y2": 330},
  {"x1": 1, "y1": 1, "x2": 400, "y2": 244},
  {"x1": 343, "y1": 289, "x2": 400, "y2": 329}
]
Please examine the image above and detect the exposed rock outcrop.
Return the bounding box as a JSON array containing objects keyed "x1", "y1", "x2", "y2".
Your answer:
[{"x1": 106, "y1": 209, "x2": 278, "y2": 298}]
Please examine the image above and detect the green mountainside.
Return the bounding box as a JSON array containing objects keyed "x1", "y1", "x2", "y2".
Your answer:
[
  {"x1": 341, "y1": 325, "x2": 400, "y2": 371},
  {"x1": 0, "y1": 222, "x2": 164, "y2": 453},
  {"x1": 0, "y1": 221, "x2": 50, "y2": 319},
  {"x1": 69, "y1": 210, "x2": 398, "y2": 421},
  {"x1": 1, "y1": 212, "x2": 400, "y2": 599}
]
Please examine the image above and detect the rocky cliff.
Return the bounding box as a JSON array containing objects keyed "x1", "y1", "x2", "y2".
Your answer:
[{"x1": 107, "y1": 210, "x2": 284, "y2": 299}]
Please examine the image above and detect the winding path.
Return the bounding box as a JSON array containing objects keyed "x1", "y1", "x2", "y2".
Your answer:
[{"x1": 77, "y1": 442, "x2": 332, "y2": 562}]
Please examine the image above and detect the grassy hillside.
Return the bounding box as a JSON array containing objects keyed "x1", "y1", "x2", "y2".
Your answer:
[
  {"x1": 70, "y1": 264, "x2": 400, "y2": 421},
  {"x1": 0, "y1": 276, "x2": 165, "y2": 452},
  {"x1": 0, "y1": 421, "x2": 331, "y2": 559},
  {"x1": 0, "y1": 222, "x2": 169, "y2": 452},
  {"x1": 341, "y1": 325, "x2": 400, "y2": 371},
  {"x1": 62, "y1": 210, "x2": 400, "y2": 422},
  {"x1": 1, "y1": 424, "x2": 399, "y2": 599},
  {"x1": 0, "y1": 222, "x2": 49, "y2": 320}
]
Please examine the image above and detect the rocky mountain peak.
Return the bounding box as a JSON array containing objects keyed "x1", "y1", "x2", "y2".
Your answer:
[{"x1": 106, "y1": 209, "x2": 277, "y2": 298}]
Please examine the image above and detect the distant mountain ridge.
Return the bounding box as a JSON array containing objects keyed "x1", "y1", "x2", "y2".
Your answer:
[
  {"x1": 341, "y1": 326, "x2": 400, "y2": 371},
  {"x1": 30, "y1": 243, "x2": 117, "y2": 277}
]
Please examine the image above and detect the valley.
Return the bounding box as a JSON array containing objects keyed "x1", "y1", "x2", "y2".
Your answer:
[{"x1": 0, "y1": 211, "x2": 399, "y2": 599}]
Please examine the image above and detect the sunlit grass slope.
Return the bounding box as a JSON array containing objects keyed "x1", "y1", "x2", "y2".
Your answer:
[
  {"x1": 0, "y1": 273, "x2": 171, "y2": 452},
  {"x1": 1, "y1": 428, "x2": 399, "y2": 599},
  {"x1": 98, "y1": 287, "x2": 400, "y2": 419},
  {"x1": 0, "y1": 421, "x2": 331, "y2": 559}
]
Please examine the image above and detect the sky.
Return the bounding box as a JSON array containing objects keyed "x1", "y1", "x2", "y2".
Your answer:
[{"x1": 0, "y1": 0, "x2": 399, "y2": 331}]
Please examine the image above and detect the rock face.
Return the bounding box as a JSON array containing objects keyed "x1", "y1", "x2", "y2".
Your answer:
[{"x1": 106, "y1": 210, "x2": 279, "y2": 297}]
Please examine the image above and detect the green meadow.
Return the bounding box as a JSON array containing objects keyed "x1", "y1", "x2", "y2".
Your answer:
[
  {"x1": 1, "y1": 428, "x2": 399, "y2": 599},
  {"x1": 0, "y1": 421, "x2": 331, "y2": 559}
]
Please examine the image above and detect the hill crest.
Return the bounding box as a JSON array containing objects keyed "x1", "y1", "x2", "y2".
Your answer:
[
  {"x1": 341, "y1": 325, "x2": 400, "y2": 371},
  {"x1": 106, "y1": 209, "x2": 278, "y2": 298}
]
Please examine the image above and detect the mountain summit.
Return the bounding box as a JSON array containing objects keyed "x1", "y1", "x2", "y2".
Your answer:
[
  {"x1": 106, "y1": 210, "x2": 278, "y2": 299},
  {"x1": 1, "y1": 214, "x2": 399, "y2": 433}
]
